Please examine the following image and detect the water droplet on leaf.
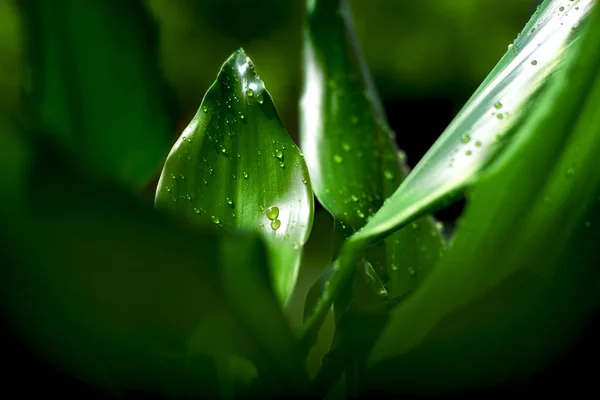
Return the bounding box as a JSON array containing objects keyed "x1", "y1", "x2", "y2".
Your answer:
[
  {"x1": 270, "y1": 219, "x2": 281, "y2": 230},
  {"x1": 266, "y1": 206, "x2": 280, "y2": 220}
]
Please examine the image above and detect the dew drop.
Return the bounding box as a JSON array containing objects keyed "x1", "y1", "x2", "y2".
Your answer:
[
  {"x1": 302, "y1": 178, "x2": 308, "y2": 184},
  {"x1": 475, "y1": 140, "x2": 482, "y2": 147},
  {"x1": 460, "y1": 134, "x2": 471, "y2": 144},
  {"x1": 202, "y1": 105, "x2": 208, "y2": 113},
  {"x1": 497, "y1": 113, "x2": 504, "y2": 120},
  {"x1": 494, "y1": 101, "x2": 503, "y2": 109},
  {"x1": 351, "y1": 194, "x2": 359, "y2": 202},
  {"x1": 226, "y1": 197, "x2": 234, "y2": 208},
  {"x1": 211, "y1": 216, "x2": 220, "y2": 225},
  {"x1": 531, "y1": 60, "x2": 538, "y2": 66},
  {"x1": 279, "y1": 161, "x2": 285, "y2": 168},
  {"x1": 357, "y1": 210, "x2": 365, "y2": 218},
  {"x1": 559, "y1": 6, "x2": 565, "y2": 11},
  {"x1": 220, "y1": 146, "x2": 228, "y2": 156},
  {"x1": 243, "y1": 171, "x2": 249, "y2": 179},
  {"x1": 391, "y1": 264, "x2": 398, "y2": 272},
  {"x1": 384, "y1": 170, "x2": 394, "y2": 181},
  {"x1": 342, "y1": 143, "x2": 351, "y2": 152},
  {"x1": 333, "y1": 154, "x2": 343, "y2": 164},
  {"x1": 408, "y1": 267, "x2": 416, "y2": 275},
  {"x1": 566, "y1": 167, "x2": 575, "y2": 178},
  {"x1": 266, "y1": 206, "x2": 280, "y2": 220},
  {"x1": 466, "y1": 150, "x2": 472, "y2": 156},
  {"x1": 270, "y1": 219, "x2": 281, "y2": 230},
  {"x1": 274, "y1": 149, "x2": 284, "y2": 160},
  {"x1": 246, "y1": 88, "x2": 254, "y2": 97}
]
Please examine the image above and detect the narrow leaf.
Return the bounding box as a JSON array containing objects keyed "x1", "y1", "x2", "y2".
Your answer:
[
  {"x1": 0, "y1": 142, "x2": 309, "y2": 398},
  {"x1": 301, "y1": 0, "x2": 444, "y2": 296},
  {"x1": 352, "y1": 0, "x2": 597, "y2": 247},
  {"x1": 155, "y1": 49, "x2": 314, "y2": 305},
  {"x1": 20, "y1": 0, "x2": 174, "y2": 190},
  {"x1": 367, "y1": 2, "x2": 600, "y2": 392}
]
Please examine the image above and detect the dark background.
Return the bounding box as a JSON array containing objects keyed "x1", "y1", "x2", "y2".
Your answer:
[{"x1": 1, "y1": 0, "x2": 599, "y2": 398}]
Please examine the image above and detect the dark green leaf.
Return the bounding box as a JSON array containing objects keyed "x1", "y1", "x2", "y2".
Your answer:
[
  {"x1": 0, "y1": 142, "x2": 309, "y2": 398},
  {"x1": 20, "y1": 0, "x2": 174, "y2": 190},
  {"x1": 155, "y1": 49, "x2": 314, "y2": 305},
  {"x1": 301, "y1": 0, "x2": 444, "y2": 293},
  {"x1": 366, "y1": 2, "x2": 600, "y2": 392}
]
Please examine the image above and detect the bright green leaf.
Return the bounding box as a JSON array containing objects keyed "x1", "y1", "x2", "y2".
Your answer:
[
  {"x1": 366, "y1": 1, "x2": 600, "y2": 392},
  {"x1": 155, "y1": 49, "x2": 314, "y2": 305},
  {"x1": 352, "y1": 0, "x2": 597, "y2": 248},
  {"x1": 0, "y1": 142, "x2": 309, "y2": 398},
  {"x1": 20, "y1": 0, "x2": 174, "y2": 190}
]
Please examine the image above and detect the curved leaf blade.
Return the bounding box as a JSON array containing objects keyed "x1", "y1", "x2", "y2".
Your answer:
[
  {"x1": 155, "y1": 49, "x2": 314, "y2": 305},
  {"x1": 352, "y1": 0, "x2": 597, "y2": 247},
  {"x1": 20, "y1": 0, "x2": 175, "y2": 190},
  {"x1": 0, "y1": 143, "x2": 309, "y2": 398},
  {"x1": 300, "y1": 0, "x2": 444, "y2": 297},
  {"x1": 367, "y1": 2, "x2": 600, "y2": 391}
]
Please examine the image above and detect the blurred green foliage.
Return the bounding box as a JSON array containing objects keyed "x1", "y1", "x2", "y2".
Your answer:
[{"x1": 1, "y1": 0, "x2": 538, "y2": 141}]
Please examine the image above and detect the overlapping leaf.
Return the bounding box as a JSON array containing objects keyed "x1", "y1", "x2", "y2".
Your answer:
[
  {"x1": 366, "y1": 0, "x2": 600, "y2": 392},
  {"x1": 352, "y1": 0, "x2": 597, "y2": 247},
  {"x1": 302, "y1": 0, "x2": 598, "y2": 342}
]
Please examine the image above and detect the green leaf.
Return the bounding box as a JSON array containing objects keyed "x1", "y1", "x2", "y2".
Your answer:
[
  {"x1": 299, "y1": 0, "x2": 444, "y2": 357},
  {"x1": 351, "y1": 0, "x2": 597, "y2": 248},
  {"x1": 155, "y1": 49, "x2": 314, "y2": 305},
  {"x1": 0, "y1": 142, "x2": 309, "y2": 398},
  {"x1": 366, "y1": 1, "x2": 600, "y2": 392},
  {"x1": 300, "y1": 0, "x2": 598, "y2": 345},
  {"x1": 20, "y1": 0, "x2": 174, "y2": 190},
  {"x1": 301, "y1": 0, "x2": 444, "y2": 294}
]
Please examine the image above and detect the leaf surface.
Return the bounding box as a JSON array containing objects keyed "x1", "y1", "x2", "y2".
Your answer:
[{"x1": 155, "y1": 49, "x2": 314, "y2": 304}]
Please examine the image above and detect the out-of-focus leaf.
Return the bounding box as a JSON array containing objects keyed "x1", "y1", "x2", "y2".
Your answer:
[
  {"x1": 366, "y1": 2, "x2": 600, "y2": 392},
  {"x1": 19, "y1": 0, "x2": 174, "y2": 190},
  {"x1": 155, "y1": 49, "x2": 314, "y2": 305},
  {"x1": 352, "y1": 0, "x2": 597, "y2": 247},
  {"x1": 0, "y1": 142, "x2": 309, "y2": 399},
  {"x1": 301, "y1": 0, "x2": 444, "y2": 292}
]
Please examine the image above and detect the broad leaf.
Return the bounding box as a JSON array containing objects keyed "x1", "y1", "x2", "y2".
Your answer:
[
  {"x1": 19, "y1": 0, "x2": 174, "y2": 190},
  {"x1": 155, "y1": 49, "x2": 314, "y2": 305},
  {"x1": 352, "y1": 0, "x2": 597, "y2": 247},
  {"x1": 366, "y1": 2, "x2": 600, "y2": 392},
  {"x1": 0, "y1": 140, "x2": 309, "y2": 398}
]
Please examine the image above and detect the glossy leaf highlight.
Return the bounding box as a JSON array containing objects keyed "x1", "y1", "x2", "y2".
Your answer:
[
  {"x1": 367, "y1": 1, "x2": 600, "y2": 391},
  {"x1": 155, "y1": 49, "x2": 314, "y2": 305},
  {"x1": 353, "y1": 0, "x2": 597, "y2": 247}
]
